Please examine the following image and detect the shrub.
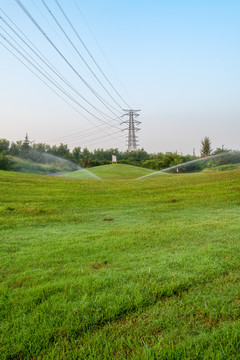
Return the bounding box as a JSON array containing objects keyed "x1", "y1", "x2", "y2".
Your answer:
[{"x1": 0, "y1": 155, "x2": 13, "y2": 170}]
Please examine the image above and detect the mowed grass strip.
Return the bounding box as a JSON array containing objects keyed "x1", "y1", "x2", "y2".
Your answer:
[
  {"x1": 63, "y1": 164, "x2": 154, "y2": 179},
  {"x1": 0, "y1": 167, "x2": 240, "y2": 359}
]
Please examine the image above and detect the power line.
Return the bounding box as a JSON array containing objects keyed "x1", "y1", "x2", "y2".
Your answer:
[
  {"x1": 14, "y1": 0, "x2": 122, "y2": 119},
  {"x1": 0, "y1": 31, "x2": 124, "y2": 145},
  {"x1": 65, "y1": 130, "x2": 124, "y2": 148},
  {"x1": 64, "y1": 129, "x2": 122, "y2": 145},
  {"x1": 0, "y1": 29, "x2": 107, "y2": 127},
  {"x1": 29, "y1": 0, "x2": 78, "y2": 60},
  {"x1": 72, "y1": 0, "x2": 137, "y2": 108},
  {"x1": 0, "y1": 38, "x2": 124, "y2": 147},
  {"x1": 40, "y1": 0, "x2": 124, "y2": 113},
  {"x1": 29, "y1": 0, "x2": 103, "y2": 92},
  {"x1": 0, "y1": 38, "x2": 91, "y2": 123},
  {"x1": 0, "y1": 15, "x2": 121, "y2": 124},
  {"x1": 54, "y1": 0, "x2": 131, "y2": 110},
  {"x1": 0, "y1": 13, "x2": 126, "y2": 146},
  {"x1": 2, "y1": 2, "x2": 139, "y2": 149},
  {"x1": 47, "y1": 123, "x2": 120, "y2": 142}
]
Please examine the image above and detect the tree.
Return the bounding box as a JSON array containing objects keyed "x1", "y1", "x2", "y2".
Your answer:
[
  {"x1": 200, "y1": 137, "x2": 212, "y2": 157},
  {"x1": 21, "y1": 134, "x2": 31, "y2": 158},
  {"x1": 81, "y1": 148, "x2": 91, "y2": 167},
  {"x1": 0, "y1": 139, "x2": 10, "y2": 154},
  {"x1": 212, "y1": 147, "x2": 230, "y2": 155},
  {"x1": 56, "y1": 143, "x2": 71, "y2": 159},
  {"x1": 9, "y1": 141, "x2": 22, "y2": 156},
  {"x1": 0, "y1": 154, "x2": 12, "y2": 170},
  {"x1": 72, "y1": 146, "x2": 81, "y2": 164}
]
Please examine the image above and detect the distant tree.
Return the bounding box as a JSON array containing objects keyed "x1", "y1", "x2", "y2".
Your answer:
[
  {"x1": 48, "y1": 145, "x2": 58, "y2": 156},
  {"x1": 200, "y1": 137, "x2": 212, "y2": 157},
  {"x1": 212, "y1": 147, "x2": 230, "y2": 155},
  {"x1": 211, "y1": 147, "x2": 234, "y2": 166},
  {"x1": 30, "y1": 143, "x2": 48, "y2": 163},
  {"x1": 9, "y1": 141, "x2": 22, "y2": 156},
  {"x1": 49, "y1": 143, "x2": 70, "y2": 159},
  {"x1": 93, "y1": 148, "x2": 107, "y2": 161},
  {"x1": 72, "y1": 146, "x2": 81, "y2": 164},
  {"x1": 32, "y1": 143, "x2": 48, "y2": 153},
  {"x1": 0, "y1": 139, "x2": 10, "y2": 154},
  {"x1": 56, "y1": 143, "x2": 71, "y2": 159},
  {"x1": 21, "y1": 134, "x2": 31, "y2": 158},
  {"x1": 81, "y1": 148, "x2": 91, "y2": 167},
  {"x1": 82, "y1": 156, "x2": 91, "y2": 168},
  {"x1": 0, "y1": 154, "x2": 12, "y2": 170}
]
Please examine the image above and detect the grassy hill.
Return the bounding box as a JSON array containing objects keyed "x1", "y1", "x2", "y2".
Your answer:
[
  {"x1": 63, "y1": 164, "x2": 154, "y2": 179},
  {"x1": 0, "y1": 169, "x2": 240, "y2": 359}
]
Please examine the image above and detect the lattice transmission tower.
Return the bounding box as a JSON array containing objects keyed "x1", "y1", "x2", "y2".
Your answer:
[{"x1": 122, "y1": 109, "x2": 141, "y2": 151}]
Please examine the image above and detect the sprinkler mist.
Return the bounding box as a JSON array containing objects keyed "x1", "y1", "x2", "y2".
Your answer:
[
  {"x1": 17, "y1": 149, "x2": 101, "y2": 180},
  {"x1": 137, "y1": 151, "x2": 240, "y2": 180}
]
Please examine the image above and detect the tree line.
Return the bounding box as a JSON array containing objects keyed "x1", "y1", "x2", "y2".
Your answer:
[
  {"x1": 0, "y1": 135, "x2": 197, "y2": 170},
  {"x1": 0, "y1": 135, "x2": 238, "y2": 172}
]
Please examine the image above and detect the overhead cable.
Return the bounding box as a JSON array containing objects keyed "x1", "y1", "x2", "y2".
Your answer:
[
  {"x1": 40, "y1": 0, "x2": 124, "y2": 113},
  {"x1": 14, "y1": 0, "x2": 122, "y2": 118},
  {"x1": 54, "y1": 0, "x2": 131, "y2": 110},
  {"x1": 72, "y1": 0, "x2": 136, "y2": 108},
  {"x1": 0, "y1": 36, "x2": 124, "y2": 146},
  {"x1": 0, "y1": 31, "x2": 122, "y2": 135},
  {"x1": 0, "y1": 16, "x2": 121, "y2": 123},
  {"x1": 47, "y1": 123, "x2": 119, "y2": 142}
]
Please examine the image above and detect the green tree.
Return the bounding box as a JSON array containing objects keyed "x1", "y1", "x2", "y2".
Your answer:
[
  {"x1": 0, "y1": 139, "x2": 10, "y2": 154},
  {"x1": 0, "y1": 154, "x2": 12, "y2": 170},
  {"x1": 31, "y1": 143, "x2": 49, "y2": 163},
  {"x1": 72, "y1": 146, "x2": 81, "y2": 164},
  {"x1": 213, "y1": 147, "x2": 230, "y2": 155},
  {"x1": 9, "y1": 141, "x2": 22, "y2": 156},
  {"x1": 200, "y1": 137, "x2": 212, "y2": 157},
  {"x1": 56, "y1": 143, "x2": 71, "y2": 159},
  {"x1": 21, "y1": 134, "x2": 31, "y2": 158},
  {"x1": 81, "y1": 148, "x2": 91, "y2": 167},
  {"x1": 49, "y1": 144, "x2": 70, "y2": 159},
  {"x1": 33, "y1": 143, "x2": 49, "y2": 153}
]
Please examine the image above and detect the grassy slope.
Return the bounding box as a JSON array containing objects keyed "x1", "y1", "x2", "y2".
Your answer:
[
  {"x1": 0, "y1": 169, "x2": 240, "y2": 359},
  {"x1": 64, "y1": 164, "x2": 154, "y2": 179}
]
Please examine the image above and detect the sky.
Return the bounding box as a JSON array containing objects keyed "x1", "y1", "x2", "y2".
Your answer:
[{"x1": 1, "y1": 0, "x2": 240, "y2": 155}]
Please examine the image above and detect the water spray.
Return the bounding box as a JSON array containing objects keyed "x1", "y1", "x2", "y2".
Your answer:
[
  {"x1": 14, "y1": 148, "x2": 101, "y2": 179},
  {"x1": 137, "y1": 151, "x2": 240, "y2": 180}
]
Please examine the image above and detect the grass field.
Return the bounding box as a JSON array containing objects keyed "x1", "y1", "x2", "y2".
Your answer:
[
  {"x1": 0, "y1": 165, "x2": 240, "y2": 359},
  {"x1": 63, "y1": 164, "x2": 154, "y2": 179}
]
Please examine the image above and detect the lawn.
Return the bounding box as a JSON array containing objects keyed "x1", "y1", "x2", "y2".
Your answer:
[
  {"x1": 63, "y1": 163, "x2": 154, "y2": 179},
  {"x1": 0, "y1": 166, "x2": 240, "y2": 359}
]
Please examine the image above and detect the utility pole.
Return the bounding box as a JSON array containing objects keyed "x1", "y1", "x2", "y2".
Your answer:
[{"x1": 121, "y1": 109, "x2": 141, "y2": 151}]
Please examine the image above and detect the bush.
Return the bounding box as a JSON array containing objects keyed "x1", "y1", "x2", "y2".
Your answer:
[
  {"x1": 0, "y1": 155, "x2": 13, "y2": 170},
  {"x1": 203, "y1": 163, "x2": 240, "y2": 172}
]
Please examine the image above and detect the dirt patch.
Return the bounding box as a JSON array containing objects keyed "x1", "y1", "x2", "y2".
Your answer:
[
  {"x1": 90, "y1": 261, "x2": 108, "y2": 270},
  {"x1": 11, "y1": 276, "x2": 30, "y2": 288},
  {"x1": 20, "y1": 207, "x2": 54, "y2": 215}
]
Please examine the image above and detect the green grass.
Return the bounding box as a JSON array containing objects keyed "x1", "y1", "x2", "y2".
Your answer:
[
  {"x1": 0, "y1": 165, "x2": 240, "y2": 359},
  {"x1": 64, "y1": 164, "x2": 154, "y2": 179}
]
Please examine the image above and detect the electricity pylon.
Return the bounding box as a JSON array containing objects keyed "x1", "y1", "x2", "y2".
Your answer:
[{"x1": 122, "y1": 109, "x2": 141, "y2": 151}]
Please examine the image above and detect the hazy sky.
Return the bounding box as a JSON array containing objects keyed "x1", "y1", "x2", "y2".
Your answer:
[{"x1": 1, "y1": 0, "x2": 240, "y2": 155}]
